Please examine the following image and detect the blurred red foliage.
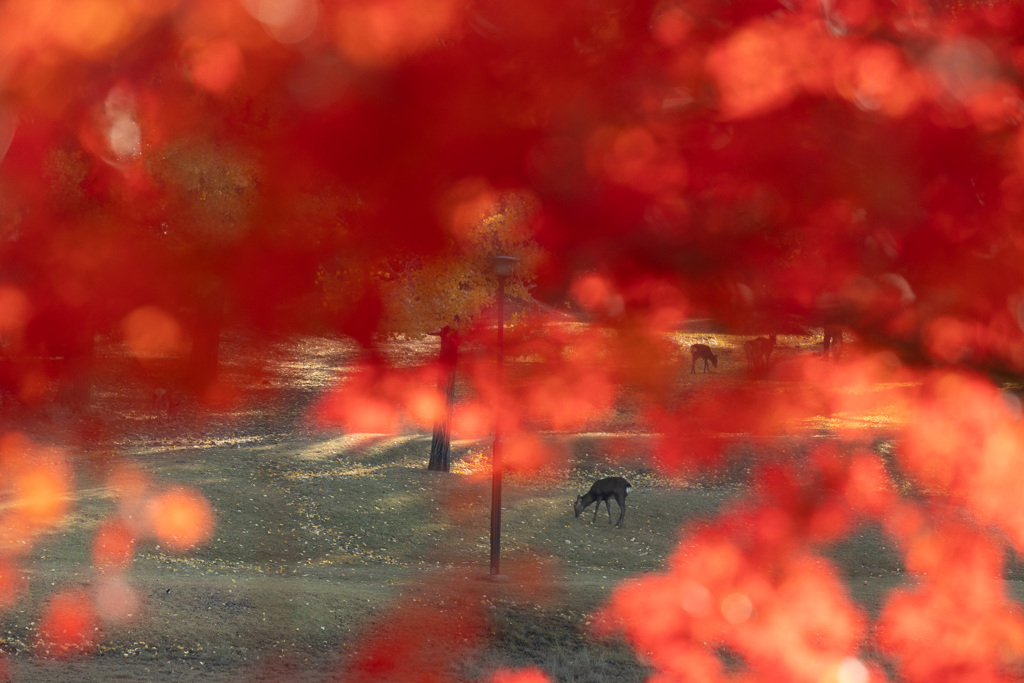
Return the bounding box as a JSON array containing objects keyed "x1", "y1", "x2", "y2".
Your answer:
[
  {"x1": 488, "y1": 667, "x2": 553, "y2": 683},
  {"x1": 313, "y1": 362, "x2": 445, "y2": 432},
  {"x1": 92, "y1": 518, "x2": 136, "y2": 570},
  {"x1": 2, "y1": 0, "x2": 1024, "y2": 679},
  {"x1": 606, "y1": 515, "x2": 873, "y2": 683},
  {"x1": 878, "y1": 521, "x2": 1024, "y2": 681},
  {"x1": 144, "y1": 486, "x2": 215, "y2": 551},
  {"x1": 36, "y1": 590, "x2": 99, "y2": 658},
  {"x1": 0, "y1": 558, "x2": 24, "y2": 610},
  {"x1": 333, "y1": 572, "x2": 489, "y2": 683},
  {"x1": 901, "y1": 372, "x2": 1024, "y2": 549}
]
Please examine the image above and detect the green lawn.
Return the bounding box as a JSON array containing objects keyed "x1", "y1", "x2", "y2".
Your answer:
[
  {"x1": 0, "y1": 331, "x2": 975, "y2": 681},
  {"x1": 2, "y1": 428, "x2": 917, "y2": 682}
]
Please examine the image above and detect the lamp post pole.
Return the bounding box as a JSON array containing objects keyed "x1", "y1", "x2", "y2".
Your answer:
[{"x1": 489, "y1": 255, "x2": 518, "y2": 577}]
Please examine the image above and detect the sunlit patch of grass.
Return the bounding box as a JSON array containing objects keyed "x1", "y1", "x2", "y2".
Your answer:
[
  {"x1": 451, "y1": 449, "x2": 491, "y2": 477},
  {"x1": 283, "y1": 464, "x2": 392, "y2": 480},
  {"x1": 805, "y1": 413, "x2": 908, "y2": 432}
]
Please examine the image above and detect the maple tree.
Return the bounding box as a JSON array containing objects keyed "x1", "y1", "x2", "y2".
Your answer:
[{"x1": 0, "y1": 0, "x2": 1024, "y2": 680}]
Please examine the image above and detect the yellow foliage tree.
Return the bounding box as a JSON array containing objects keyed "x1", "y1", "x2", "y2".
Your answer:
[{"x1": 324, "y1": 189, "x2": 543, "y2": 471}]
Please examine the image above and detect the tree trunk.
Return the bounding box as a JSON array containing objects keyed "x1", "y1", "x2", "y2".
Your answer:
[{"x1": 428, "y1": 328, "x2": 459, "y2": 472}]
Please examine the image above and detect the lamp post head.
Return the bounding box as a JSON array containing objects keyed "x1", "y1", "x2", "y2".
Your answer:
[{"x1": 492, "y1": 255, "x2": 519, "y2": 279}]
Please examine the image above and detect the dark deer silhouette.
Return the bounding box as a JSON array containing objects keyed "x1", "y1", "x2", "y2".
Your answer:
[
  {"x1": 573, "y1": 477, "x2": 632, "y2": 527},
  {"x1": 153, "y1": 387, "x2": 180, "y2": 418},
  {"x1": 744, "y1": 334, "x2": 776, "y2": 372},
  {"x1": 689, "y1": 344, "x2": 718, "y2": 374}
]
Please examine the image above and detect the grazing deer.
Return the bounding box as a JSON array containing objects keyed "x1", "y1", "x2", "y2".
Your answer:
[
  {"x1": 690, "y1": 344, "x2": 718, "y2": 374},
  {"x1": 153, "y1": 387, "x2": 179, "y2": 418},
  {"x1": 744, "y1": 334, "x2": 776, "y2": 372},
  {"x1": 573, "y1": 476, "x2": 632, "y2": 527}
]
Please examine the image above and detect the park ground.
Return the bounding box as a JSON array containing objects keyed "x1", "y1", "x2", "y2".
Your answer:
[{"x1": 0, "y1": 328, "x2": 1020, "y2": 682}]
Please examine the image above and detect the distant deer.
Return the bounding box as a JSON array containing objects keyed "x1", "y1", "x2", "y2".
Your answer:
[
  {"x1": 744, "y1": 334, "x2": 776, "y2": 372},
  {"x1": 689, "y1": 344, "x2": 718, "y2": 374},
  {"x1": 573, "y1": 476, "x2": 632, "y2": 527},
  {"x1": 153, "y1": 387, "x2": 179, "y2": 418}
]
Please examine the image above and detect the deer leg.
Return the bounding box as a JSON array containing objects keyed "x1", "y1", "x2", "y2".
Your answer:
[
  {"x1": 592, "y1": 502, "x2": 600, "y2": 523},
  {"x1": 604, "y1": 498, "x2": 613, "y2": 523},
  {"x1": 614, "y1": 493, "x2": 626, "y2": 526}
]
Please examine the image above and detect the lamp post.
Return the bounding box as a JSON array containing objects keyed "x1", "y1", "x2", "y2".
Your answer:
[{"x1": 489, "y1": 254, "x2": 518, "y2": 577}]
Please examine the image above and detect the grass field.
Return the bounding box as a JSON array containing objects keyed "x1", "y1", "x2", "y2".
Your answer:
[
  {"x1": 0, "y1": 330, "x2": 1018, "y2": 681},
  {"x1": 4, "y1": 430, "x2": 742, "y2": 682}
]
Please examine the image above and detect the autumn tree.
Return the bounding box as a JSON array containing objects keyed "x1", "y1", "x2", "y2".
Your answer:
[
  {"x1": 320, "y1": 189, "x2": 543, "y2": 471},
  {"x1": 144, "y1": 138, "x2": 261, "y2": 391}
]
